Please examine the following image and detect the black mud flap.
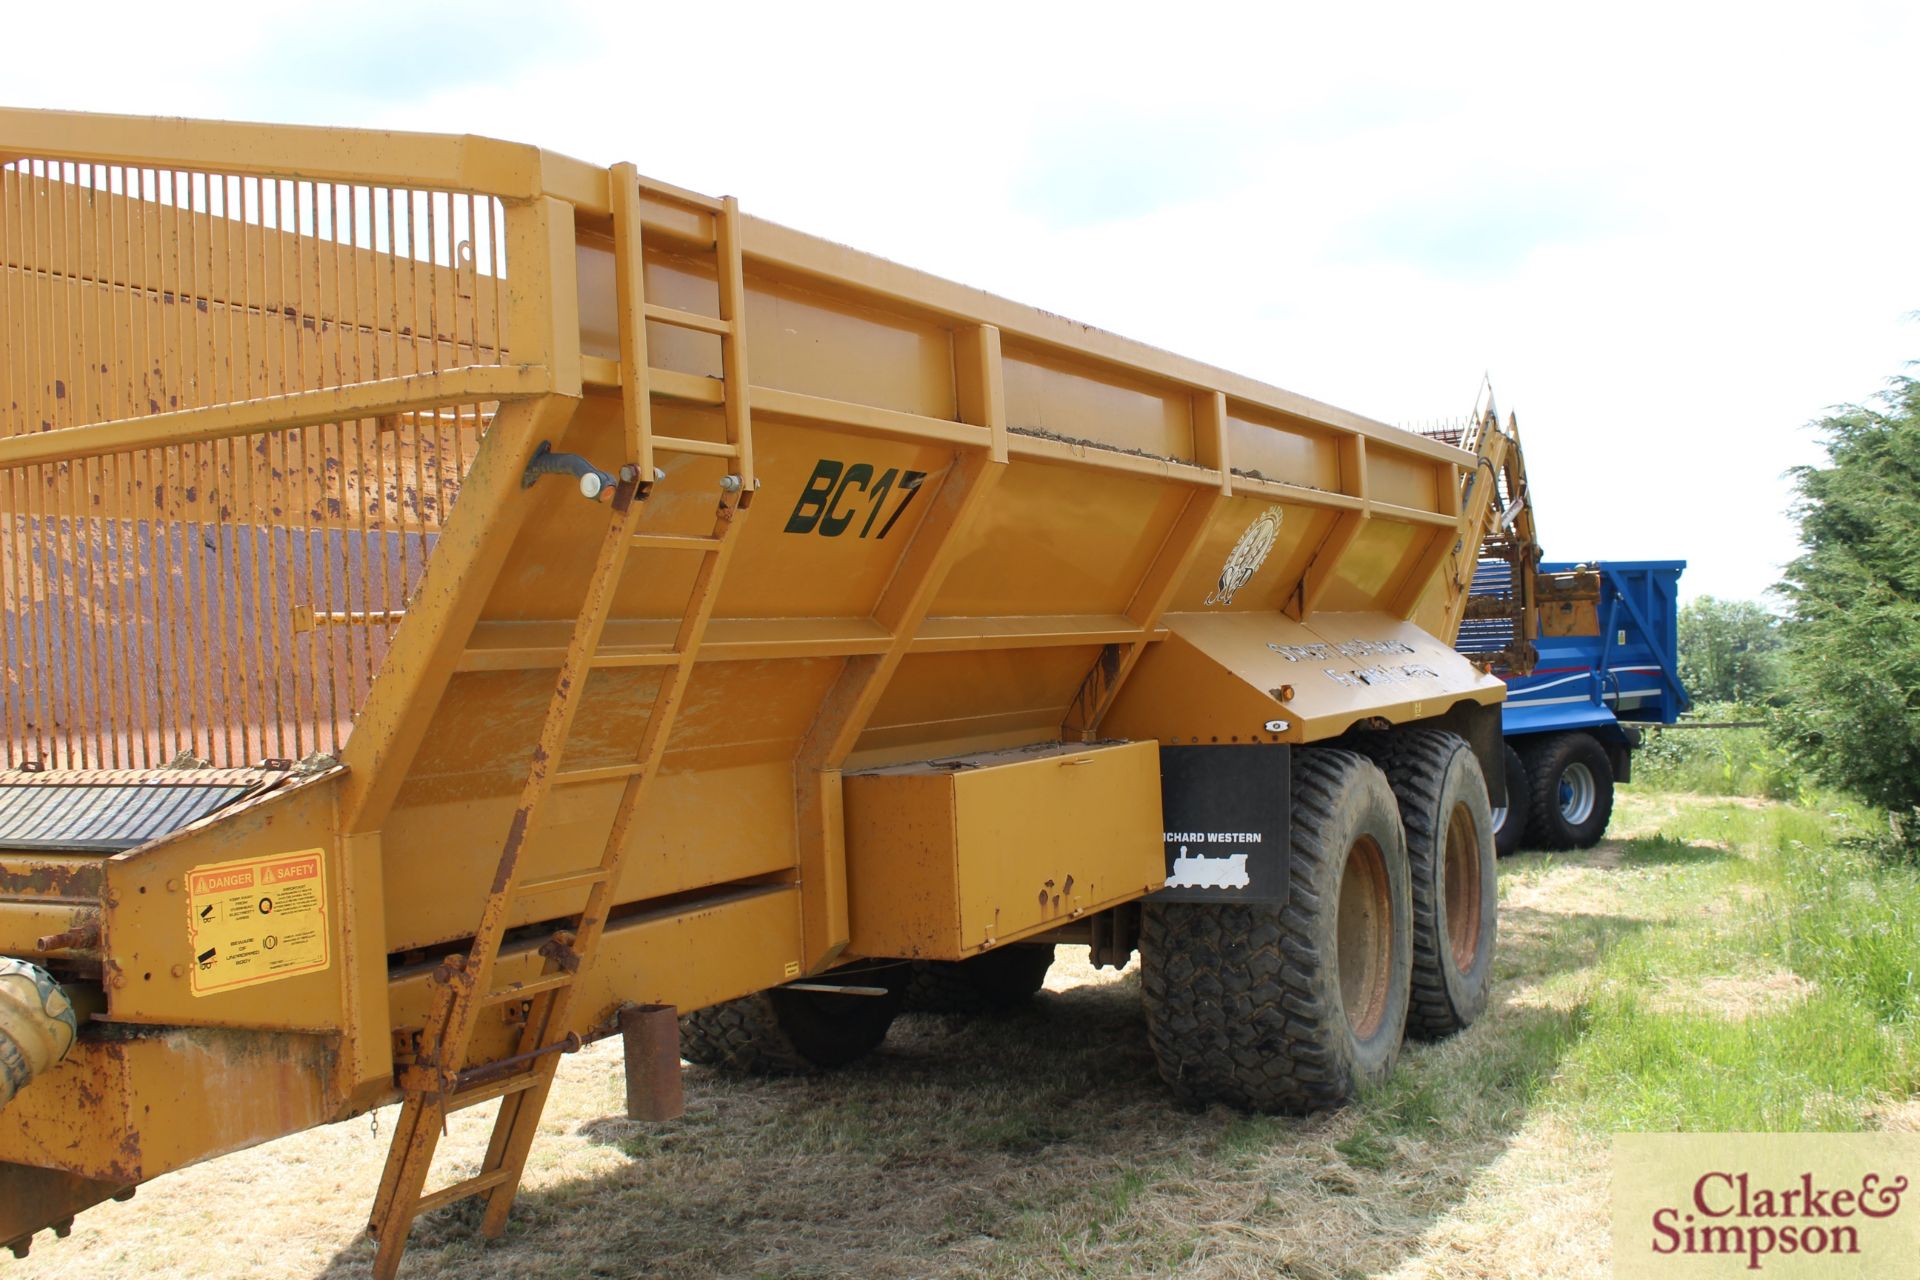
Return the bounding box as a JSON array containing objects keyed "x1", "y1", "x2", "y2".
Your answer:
[
  {"x1": 1431, "y1": 701, "x2": 1505, "y2": 808},
  {"x1": 1151, "y1": 744, "x2": 1289, "y2": 905}
]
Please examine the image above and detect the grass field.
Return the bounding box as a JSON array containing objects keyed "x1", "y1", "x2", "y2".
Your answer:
[{"x1": 14, "y1": 784, "x2": 1920, "y2": 1279}]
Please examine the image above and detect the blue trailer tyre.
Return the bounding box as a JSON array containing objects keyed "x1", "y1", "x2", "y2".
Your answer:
[
  {"x1": 1521, "y1": 733, "x2": 1614, "y2": 851},
  {"x1": 1359, "y1": 731, "x2": 1498, "y2": 1039},
  {"x1": 1492, "y1": 744, "x2": 1529, "y2": 859},
  {"x1": 1140, "y1": 748, "x2": 1411, "y2": 1113}
]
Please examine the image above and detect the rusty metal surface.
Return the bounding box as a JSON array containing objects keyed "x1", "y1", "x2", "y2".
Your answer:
[
  {"x1": 618, "y1": 1003, "x2": 683, "y2": 1122},
  {"x1": 0, "y1": 851, "x2": 104, "y2": 901}
]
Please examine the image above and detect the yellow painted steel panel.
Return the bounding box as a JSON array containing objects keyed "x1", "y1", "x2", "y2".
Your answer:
[
  {"x1": 935, "y1": 459, "x2": 1189, "y2": 619},
  {"x1": 1002, "y1": 346, "x2": 1193, "y2": 462},
  {"x1": 843, "y1": 741, "x2": 1163, "y2": 959},
  {"x1": 1226, "y1": 409, "x2": 1343, "y2": 492},
  {"x1": 1368, "y1": 451, "x2": 1443, "y2": 513},
  {"x1": 1103, "y1": 610, "x2": 1504, "y2": 747},
  {"x1": 100, "y1": 775, "x2": 347, "y2": 1031},
  {"x1": 854, "y1": 647, "x2": 1103, "y2": 765},
  {"x1": 1164, "y1": 498, "x2": 1343, "y2": 614},
  {"x1": 383, "y1": 884, "x2": 806, "y2": 1057},
  {"x1": 1318, "y1": 516, "x2": 1424, "y2": 612}
]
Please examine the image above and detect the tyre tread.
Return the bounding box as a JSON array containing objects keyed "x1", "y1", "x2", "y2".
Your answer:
[
  {"x1": 679, "y1": 993, "x2": 815, "y2": 1075},
  {"x1": 1520, "y1": 732, "x2": 1614, "y2": 850},
  {"x1": 1351, "y1": 729, "x2": 1492, "y2": 1040},
  {"x1": 1141, "y1": 748, "x2": 1405, "y2": 1113}
]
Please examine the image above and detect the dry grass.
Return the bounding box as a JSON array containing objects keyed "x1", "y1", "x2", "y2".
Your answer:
[
  {"x1": 12, "y1": 792, "x2": 1854, "y2": 1280},
  {"x1": 1647, "y1": 971, "x2": 1813, "y2": 1019}
]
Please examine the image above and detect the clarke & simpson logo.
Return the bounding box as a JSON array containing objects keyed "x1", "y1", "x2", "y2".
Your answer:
[
  {"x1": 1650, "y1": 1170, "x2": 1906, "y2": 1269},
  {"x1": 1614, "y1": 1135, "x2": 1920, "y2": 1277}
]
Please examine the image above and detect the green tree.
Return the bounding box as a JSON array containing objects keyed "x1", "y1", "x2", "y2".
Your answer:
[
  {"x1": 1775, "y1": 372, "x2": 1920, "y2": 815},
  {"x1": 1678, "y1": 596, "x2": 1782, "y2": 705}
]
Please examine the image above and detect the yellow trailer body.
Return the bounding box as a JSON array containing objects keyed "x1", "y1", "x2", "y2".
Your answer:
[{"x1": 0, "y1": 108, "x2": 1529, "y2": 1270}]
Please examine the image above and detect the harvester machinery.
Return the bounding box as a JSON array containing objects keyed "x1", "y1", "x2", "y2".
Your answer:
[{"x1": 0, "y1": 110, "x2": 1532, "y2": 1273}]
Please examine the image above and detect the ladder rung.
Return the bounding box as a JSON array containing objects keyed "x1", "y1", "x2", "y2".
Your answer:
[
  {"x1": 631, "y1": 531, "x2": 725, "y2": 551},
  {"x1": 648, "y1": 368, "x2": 725, "y2": 405},
  {"x1": 517, "y1": 867, "x2": 611, "y2": 896},
  {"x1": 583, "y1": 652, "x2": 680, "y2": 672},
  {"x1": 651, "y1": 434, "x2": 739, "y2": 460},
  {"x1": 554, "y1": 760, "x2": 652, "y2": 782},
  {"x1": 414, "y1": 1168, "x2": 513, "y2": 1218},
  {"x1": 643, "y1": 303, "x2": 732, "y2": 336},
  {"x1": 446, "y1": 1068, "x2": 548, "y2": 1113},
  {"x1": 480, "y1": 970, "x2": 576, "y2": 1006}
]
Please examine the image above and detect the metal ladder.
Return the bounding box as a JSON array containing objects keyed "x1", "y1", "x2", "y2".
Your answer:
[{"x1": 366, "y1": 174, "x2": 755, "y2": 1279}]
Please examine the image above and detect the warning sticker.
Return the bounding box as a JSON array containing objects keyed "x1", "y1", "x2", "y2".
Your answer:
[{"x1": 186, "y1": 850, "x2": 330, "y2": 997}]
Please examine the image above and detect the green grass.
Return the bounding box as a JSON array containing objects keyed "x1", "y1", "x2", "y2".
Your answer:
[{"x1": 1528, "y1": 792, "x2": 1920, "y2": 1134}]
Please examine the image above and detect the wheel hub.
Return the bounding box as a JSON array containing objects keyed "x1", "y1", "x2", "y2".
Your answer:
[
  {"x1": 1336, "y1": 835, "x2": 1393, "y2": 1040},
  {"x1": 1443, "y1": 800, "x2": 1483, "y2": 971},
  {"x1": 1557, "y1": 761, "x2": 1597, "y2": 825}
]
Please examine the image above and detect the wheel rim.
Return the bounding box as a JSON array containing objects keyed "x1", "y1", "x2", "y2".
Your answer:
[
  {"x1": 1557, "y1": 762, "x2": 1596, "y2": 825},
  {"x1": 1443, "y1": 800, "x2": 1483, "y2": 971},
  {"x1": 1489, "y1": 801, "x2": 1508, "y2": 836},
  {"x1": 1336, "y1": 834, "x2": 1393, "y2": 1040}
]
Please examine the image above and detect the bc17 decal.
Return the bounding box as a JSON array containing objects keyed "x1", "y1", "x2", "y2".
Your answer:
[{"x1": 784, "y1": 459, "x2": 928, "y2": 539}]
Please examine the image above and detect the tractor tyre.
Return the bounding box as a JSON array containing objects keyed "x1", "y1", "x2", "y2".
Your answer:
[
  {"x1": 1521, "y1": 732, "x2": 1614, "y2": 850},
  {"x1": 1359, "y1": 729, "x2": 1497, "y2": 1040},
  {"x1": 680, "y1": 975, "x2": 904, "y2": 1075},
  {"x1": 1140, "y1": 748, "x2": 1412, "y2": 1113},
  {"x1": 1492, "y1": 743, "x2": 1529, "y2": 859},
  {"x1": 902, "y1": 944, "x2": 1056, "y2": 1014}
]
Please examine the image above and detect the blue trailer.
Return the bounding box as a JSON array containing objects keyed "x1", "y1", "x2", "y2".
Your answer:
[{"x1": 1457, "y1": 559, "x2": 1690, "y2": 854}]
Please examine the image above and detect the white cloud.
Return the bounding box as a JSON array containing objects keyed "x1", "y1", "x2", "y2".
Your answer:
[{"x1": 9, "y1": 0, "x2": 1916, "y2": 602}]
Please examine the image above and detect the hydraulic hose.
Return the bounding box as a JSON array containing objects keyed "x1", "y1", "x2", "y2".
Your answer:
[{"x1": 0, "y1": 958, "x2": 78, "y2": 1111}]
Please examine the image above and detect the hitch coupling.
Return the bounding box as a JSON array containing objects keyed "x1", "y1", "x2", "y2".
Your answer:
[{"x1": 0, "y1": 958, "x2": 78, "y2": 1111}]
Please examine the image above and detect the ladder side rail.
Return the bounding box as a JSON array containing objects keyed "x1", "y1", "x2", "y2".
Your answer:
[
  {"x1": 715, "y1": 196, "x2": 755, "y2": 487},
  {"x1": 475, "y1": 490, "x2": 747, "y2": 1236},
  {"x1": 367, "y1": 478, "x2": 645, "y2": 1278},
  {"x1": 610, "y1": 162, "x2": 655, "y2": 477}
]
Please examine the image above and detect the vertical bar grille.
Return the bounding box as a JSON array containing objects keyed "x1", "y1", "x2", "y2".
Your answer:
[
  {"x1": 0, "y1": 159, "x2": 511, "y2": 769},
  {"x1": 0, "y1": 160, "x2": 507, "y2": 433}
]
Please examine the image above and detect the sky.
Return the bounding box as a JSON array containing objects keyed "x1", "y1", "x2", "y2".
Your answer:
[{"x1": 10, "y1": 1, "x2": 1917, "y2": 604}]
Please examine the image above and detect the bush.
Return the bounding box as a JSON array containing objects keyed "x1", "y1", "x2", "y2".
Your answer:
[
  {"x1": 1774, "y1": 372, "x2": 1920, "y2": 818},
  {"x1": 1631, "y1": 702, "x2": 1800, "y2": 799},
  {"x1": 1838, "y1": 808, "x2": 1920, "y2": 869}
]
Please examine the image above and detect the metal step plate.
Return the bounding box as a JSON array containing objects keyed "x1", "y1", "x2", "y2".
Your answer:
[{"x1": 0, "y1": 769, "x2": 274, "y2": 854}]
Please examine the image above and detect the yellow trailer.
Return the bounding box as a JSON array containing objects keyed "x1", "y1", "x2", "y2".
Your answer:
[{"x1": 0, "y1": 108, "x2": 1532, "y2": 1274}]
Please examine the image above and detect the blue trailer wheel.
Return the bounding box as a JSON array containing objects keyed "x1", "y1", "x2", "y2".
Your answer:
[
  {"x1": 1521, "y1": 733, "x2": 1614, "y2": 850},
  {"x1": 1557, "y1": 761, "x2": 1598, "y2": 826}
]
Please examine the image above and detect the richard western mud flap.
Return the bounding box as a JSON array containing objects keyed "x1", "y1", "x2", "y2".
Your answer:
[
  {"x1": 1155, "y1": 744, "x2": 1290, "y2": 904},
  {"x1": 1108, "y1": 610, "x2": 1507, "y2": 906}
]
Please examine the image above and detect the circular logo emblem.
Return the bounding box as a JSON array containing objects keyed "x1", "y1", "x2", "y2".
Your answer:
[{"x1": 1206, "y1": 510, "x2": 1282, "y2": 606}]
